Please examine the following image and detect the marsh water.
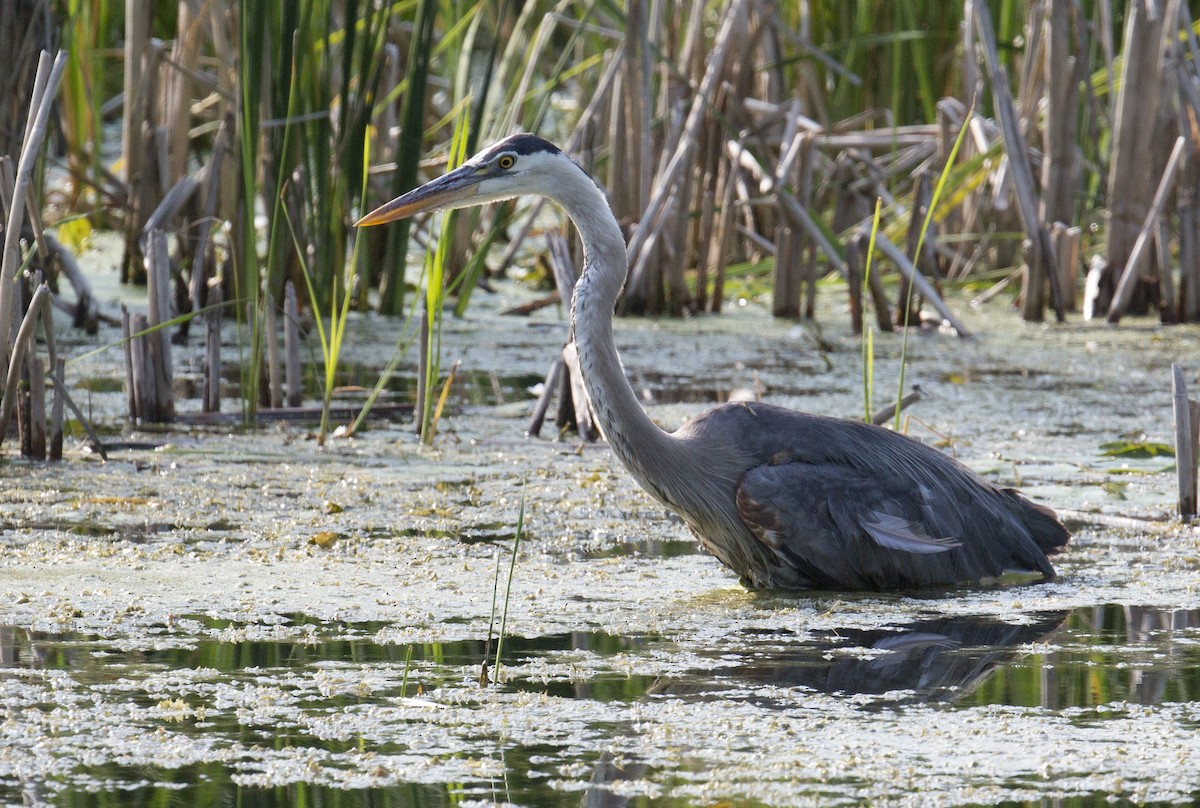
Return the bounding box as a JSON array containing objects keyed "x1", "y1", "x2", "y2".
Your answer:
[{"x1": 3, "y1": 250, "x2": 1200, "y2": 806}]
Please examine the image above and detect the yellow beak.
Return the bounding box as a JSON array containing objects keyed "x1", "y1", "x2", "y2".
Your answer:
[{"x1": 355, "y1": 164, "x2": 484, "y2": 227}]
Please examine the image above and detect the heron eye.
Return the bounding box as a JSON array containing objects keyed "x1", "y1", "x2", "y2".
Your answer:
[{"x1": 496, "y1": 154, "x2": 516, "y2": 170}]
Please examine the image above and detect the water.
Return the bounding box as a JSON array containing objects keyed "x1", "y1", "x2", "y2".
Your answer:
[
  {"x1": 5, "y1": 278, "x2": 1200, "y2": 805},
  {"x1": 2, "y1": 605, "x2": 1197, "y2": 807}
]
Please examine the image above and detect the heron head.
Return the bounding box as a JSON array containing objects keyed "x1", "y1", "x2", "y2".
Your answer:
[{"x1": 355, "y1": 134, "x2": 567, "y2": 227}]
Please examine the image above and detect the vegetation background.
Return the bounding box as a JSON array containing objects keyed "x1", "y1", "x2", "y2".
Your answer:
[{"x1": 2, "y1": 0, "x2": 1199, "y2": 451}]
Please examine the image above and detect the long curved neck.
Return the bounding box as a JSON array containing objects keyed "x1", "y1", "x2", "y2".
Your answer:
[{"x1": 551, "y1": 168, "x2": 677, "y2": 491}]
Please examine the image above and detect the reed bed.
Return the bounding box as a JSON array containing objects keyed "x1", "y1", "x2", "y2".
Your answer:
[{"x1": 1, "y1": 0, "x2": 1200, "y2": 456}]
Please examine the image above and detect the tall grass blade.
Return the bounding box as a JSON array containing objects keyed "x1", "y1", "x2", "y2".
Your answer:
[
  {"x1": 376, "y1": 0, "x2": 438, "y2": 315},
  {"x1": 862, "y1": 198, "x2": 883, "y2": 423},
  {"x1": 894, "y1": 105, "x2": 973, "y2": 431},
  {"x1": 493, "y1": 478, "x2": 526, "y2": 684},
  {"x1": 419, "y1": 114, "x2": 470, "y2": 445}
]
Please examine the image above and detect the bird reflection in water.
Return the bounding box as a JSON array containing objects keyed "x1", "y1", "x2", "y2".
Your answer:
[
  {"x1": 700, "y1": 611, "x2": 1070, "y2": 704},
  {"x1": 580, "y1": 612, "x2": 1067, "y2": 808}
]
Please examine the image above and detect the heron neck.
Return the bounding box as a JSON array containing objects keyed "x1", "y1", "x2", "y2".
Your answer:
[{"x1": 558, "y1": 175, "x2": 676, "y2": 483}]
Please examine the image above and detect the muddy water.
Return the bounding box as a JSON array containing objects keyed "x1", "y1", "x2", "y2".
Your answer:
[{"x1": 3, "y1": 269, "x2": 1200, "y2": 806}]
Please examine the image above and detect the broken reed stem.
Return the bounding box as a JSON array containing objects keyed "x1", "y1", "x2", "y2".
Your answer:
[
  {"x1": 527, "y1": 358, "x2": 564, "y2": 437},
  {"x1": 970, "y1": 0, "x2": 1063, "y2": 322},
  {"x1": 264, "y1": 291, "x2": 282, "y2": 409},
  {"x1": 46, "y1": 363, "x2": 107, "y2": 460},
  {"x1": 561, "y1": 341, "x2": 595, "y2": 441},
  {"x1": 870, "y1": 388, "x2": 924, "y2": 427},
  {"x1": 425, "y1": 359, "x2": 460, "y2": 444},
  {"x1": 0, "y1": 282, "x2": 52, "y2": 446},
  {"x1": 129, "y1": 313, "x2": 148, "y2": 422},
  {"x1": 1106, "y1": 136, "x2": 1187, "y2": 323},
  {"x1": 870, "y1": 234, "x2": 971, "y2": 336},
  {"x1": 204, "y1": 281, "x2": 222, "y2": 413},
  {"x1": 50, "y1": 357, "x2": 64, "y2": 460},
  {"x1": 845, "y1": 235, "x2": 865, "y2": 334},
  {"x1": 27, "y1": 354, "x2": 45, "y2": 459},
  {"x1": 122, "y1": 308, "x2": 136, "y2": 419},
  {"x1": 1172, "y1": 364, "x2": 1198, "y2": 521},
  {"x1": 415, "y1": 302, "x2": 428, "y2": 437},
  {"x1": 1, "y1": 51, "x2": 66, "y2": 354},
  {"x1": 284, "y1": 281, "x2": 302, "y2": 408},
  {"x1": 625, "y1": 0, "x2": 747, "y2": 265},
  {"x1": 772, "y1": 226, "x2": 800, "y2": 317},
  {"x1": 143, "y1": 230, "x2": 175, "y2": 421}
]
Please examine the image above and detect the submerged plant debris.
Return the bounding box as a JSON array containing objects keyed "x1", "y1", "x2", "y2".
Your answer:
[{"x1": 3, "y1": 271, "x2": 1200, "y2": 806}]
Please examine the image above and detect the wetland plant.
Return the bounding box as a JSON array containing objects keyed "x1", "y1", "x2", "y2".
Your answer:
[{"x1": 483, "y1": 479, "x2": 526, "y2": 685}]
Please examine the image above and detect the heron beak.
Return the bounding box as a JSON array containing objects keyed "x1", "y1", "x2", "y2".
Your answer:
[{"x1": 355, "y1": 164, "x2": 484, "y2": 227}]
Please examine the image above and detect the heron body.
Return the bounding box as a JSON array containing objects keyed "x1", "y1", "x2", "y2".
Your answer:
[{"x1": 358, "y1": 133, "x2": 1070, "y2": 591}]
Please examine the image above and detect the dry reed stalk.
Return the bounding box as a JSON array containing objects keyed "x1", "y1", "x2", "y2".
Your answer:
[
  {"x1": 143, "y1": 174, "x2": 199, "y2": 235},
  {"x1": 852, "y1": 231, "x2": 894, "y2": 333},
  {"x1": 708, "y1": 151, "x2": 739, "y2": 312},
  {"x1": 535, "y1": 229, "x2": 599, "y2": 439},
  {"x1": 552, "y1": 356, "x2": 574, "y2": 434},
  {"x1": 527, "y1": 357, "x2": 564, "y2": 438},
  {"x1": 845, "y1": 235, "x2": 865, "y2": 334},
  {"x1": 0, "y1": 282, "x2": 52, "y2": 445},
  {"x1": 625, "y1": 0, "x2": 747, "y2": 275},
  {"x1": 1172, "y1": 364, "x2": 1198, "y2": 520},
  {"x1": 969, "y1": 0, "x2": 1063, "y2": 322},
  {"x1": 694, "y1": 184, "x2": 716, "y2": 311},
  {"x1": 144, "y1": 230, "x2": 175, "y2": 421},
  {"x1": 665, "y1": 127, "x2": 695, "y2": 313},
  {"x1": 813, "y1": 128, "x2": 941, "y2": 150},
  {"x1": 870, "y1": 389, "x2": 924, "y2": 427},
  {"x1": 131, "y1": 313, "x2": 153, "y2": 422},
  {"x1": 1156, "y1": 219, "x2": 1176, "y2": 322},
  {"x1": 121, "y1": 0, "x2": 154, "y2": 283},
  {"x1": 1177, "y1": 35, "x2": 1200, "y2": 321},
  {"x1": 26, "y1": 354, "x2": 45, "y2": 459},
  {"x1": 1, "y1": 51, "x2": 65, "y2": 355},
  {"x1": 546, "y1": 231, "x2": 579, "y2": 303},
  {"x1": 935, "y1": 101, "x2": 968, "y2": 276},
  {"x1": 41, "y1": 233, "x2": 99, "y2": 331},
  {"x1": 263, "y1": 292, "x2": 282, "y2": 409},
  {"x1": 284, "y1": 281, "x2": 301, "y2": 408},
  {"x1": 561, "y1": 342, "x2": 595, "y2": 441},
  {"x1": 50, "y1": 357, "x2": 64, "y2": 461},
  {"x1": 1106, "y1": 137, "x2": 1187, "y2": 323},
  {"x1": 204, "y1": 280, "x2": 222, "y2": 413},
  {"x1": 1039, "y1": 0, "x2": 1079, "y2": 228},
  {"x1": 415, "y1": 303, "x2": 428, "y2": 436},
  {"x1": 164, "y1": 0, "x2": 203, "y2": 187},
  {"x1": 771, "y1": 226, "x2": 799, "y2": 317},
  {"x1": 0, "y1": 157, "x2": 11, "y2": 217},
  {"x1": 190, "y1": 116, "x2": 231, "y2": 314},
  {"x1": 1051, "y1": 222, "x2": 1082, "y2": 312},
  {"x1": 1100, "y1": 0, "x2": 1172, "y2": 317},
  {"x1": 727, "y1": 139, "x2": 847, "y2": 278},
  {"x1": 898, "y1": 171, "x2": 935, "y2": 326},
  {"x1": 122, "y1": 308, "x2": 136, "y2": 419},
  {"x1": 871, "y1": 234, "x2": 970, "y2": 336},
  {"x1": 619, "y1": 0, "x2": 651, "y2": 224}
]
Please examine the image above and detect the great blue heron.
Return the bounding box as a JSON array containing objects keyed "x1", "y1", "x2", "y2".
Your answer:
[{"x1": 357, "y1": 133, "x2": 1070, "y2": 590}]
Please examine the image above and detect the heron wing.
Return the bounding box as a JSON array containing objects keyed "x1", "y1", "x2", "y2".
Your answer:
[
  {"x1": 860, "y1": 513, "x2": 962, "y2": 554},
  {"x1": 734, "y1": 460, "x2": 1037, "y2": 589}
]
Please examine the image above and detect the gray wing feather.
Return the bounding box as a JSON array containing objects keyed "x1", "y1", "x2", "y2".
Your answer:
[
  {"x1": 736, "y1": 460, "x2": 1053, "y2": 589},
  {"x1": 861, "y1": 513, "x2": 963, "y2": 554}
]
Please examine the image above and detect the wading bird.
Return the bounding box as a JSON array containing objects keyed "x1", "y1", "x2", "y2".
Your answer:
[{"x1": 357, "y1": 134, "x2": 1069, "y2": 590}]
